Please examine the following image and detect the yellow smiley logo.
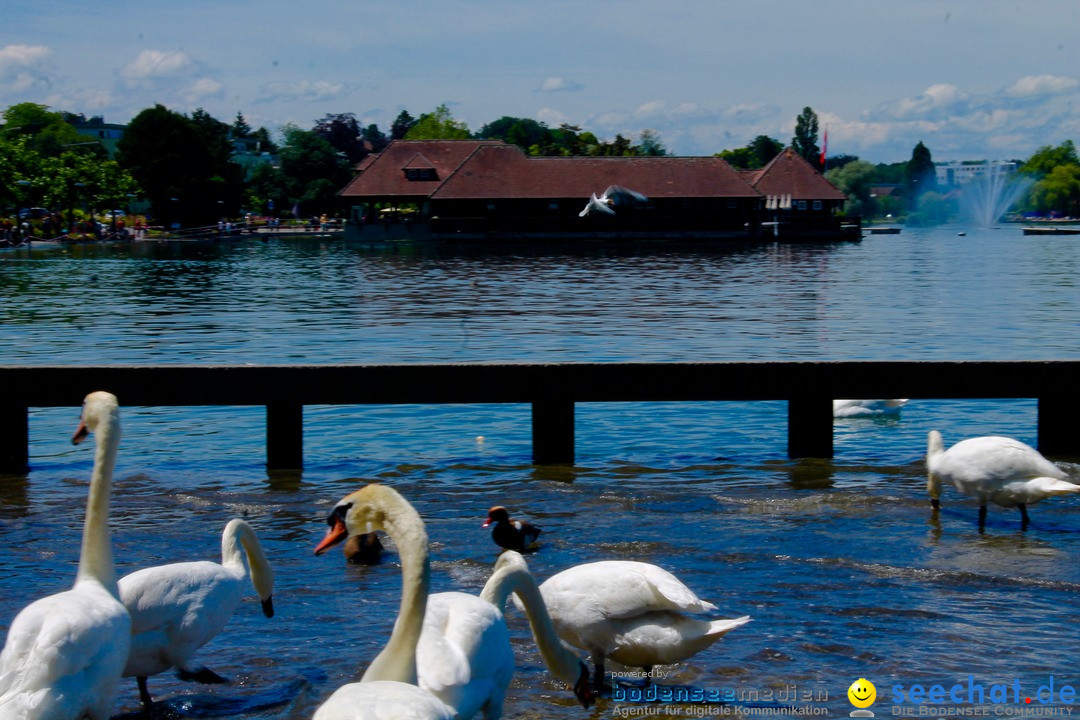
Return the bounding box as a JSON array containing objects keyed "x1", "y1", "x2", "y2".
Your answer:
[{"x1": 848, "y1": 678, "x2": 877, "y2": 708}]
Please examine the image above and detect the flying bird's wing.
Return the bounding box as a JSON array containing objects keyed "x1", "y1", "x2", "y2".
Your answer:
[
  {"x1": 580, "y1": 193, "x2": 615, "y2": 217},
  {"x1": 602, "y1": 185, "x2": 649, "y2": 206}
]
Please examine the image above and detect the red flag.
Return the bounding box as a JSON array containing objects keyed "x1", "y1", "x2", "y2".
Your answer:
[{"x1": 820, "y1": 128, "x2": 827, "y2": 169}]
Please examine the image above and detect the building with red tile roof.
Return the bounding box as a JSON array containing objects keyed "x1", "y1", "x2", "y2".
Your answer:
[{"x1": 339, "y1": 140, "x2": 857, "y2": 241}]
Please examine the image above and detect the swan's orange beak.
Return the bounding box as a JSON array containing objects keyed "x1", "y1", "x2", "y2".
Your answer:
[
  {"x1": 72, "y1": 420, "x2": 89, "y2": 445},
  {"x1": 314, "y1": 517, "x2": 348, "y2": 555}
]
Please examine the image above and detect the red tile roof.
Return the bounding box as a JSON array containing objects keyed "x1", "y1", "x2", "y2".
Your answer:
[
  {"x1": 339, "y1": 141, "x2": 846, "y2": 205},
  {"x1": 431, "y1": 144, "x2": 759, "y2": 200},
  {"x1": 340, "y1": 140, "x2": 505, "y2": 199},
  {"x1": 751, "y1": 148, "x2": 846, "y2": 201}
]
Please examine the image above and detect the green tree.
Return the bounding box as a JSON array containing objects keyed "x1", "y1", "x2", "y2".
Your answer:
[
  {"x1": 716, "y1": 147, "x2": 754, "y2": 169},
  {"x1": 1027, "y1": 164, "x2": 1080, "y2": 217},
  {"x1": 825, "y1": 160, "x2": 878, "y2": 217},
  {"x1": 1021, "y1": 140, "x2": 1078, "y2": 178},
  {"x1": 0, "y1": 134, "x2": 45, "y2": 217},
  {"x1": 637, "y1": 129, "x2": 666, "y2": 156},
  {"x1": 390, "y1": 110, "x2": 416, "y2": 140},
  {"x1": 232, "y1": 112, "x2": 253, "y2": 138},
  {"x1": 478, "y1": 116, "x2": 553, "y2": 153},
  {"x1": 278, "y1": 125, "x2": 352, "y2": 216},
  {"x1": 362, "y1": 124, "x2": 388, "y2": 154},
  {"x1": 748, "y1": 135, "x2": 783, "y2": 167},
  {"x1": 717, "y1": 135, "x2": 783, "y2": 169},
  {"x1": 791, "y1": 107, "x2": 820, "y2": 167},
  {"x1": 907, "y1": 190, "x2": 954, "y2": 226},
  {"x1": 904, "y1": 141, "x2": 936, "y2": 209},
  {"x1": 405, "y1": 104, "x2": 470, "y2": 140},
  {"x1": 244, "y1": 162, "x2": 291, "y2": 217},
  {"x1": 313, "y1": 112, "x2": 368, "y2": 164},
  {"x1": 1, "y1": 102, "x2": 90, "y2": 157},
  {"x1": 548, "y1": 124, "x2": 586, "y2": 156},
  {"x1": 249, "y1": 126, "x2": 279, "y2": 155},
  {"x1": 118, "y1": 104, "x2": 244, "y2": 227}
]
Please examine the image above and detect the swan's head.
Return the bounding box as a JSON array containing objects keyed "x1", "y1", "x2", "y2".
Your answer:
[
  {"x1": 72, "y1": 391, "x2": 120, "y2": 445},
  {"x1": 483, "y1": 505, "x2": 510, "y2": 528},
  {"x1": 315, "y1": 483, "x2": 414, "y2": 556},
  {"x1": 492, "y1": 548, "x2": 528, "y2": 573}
]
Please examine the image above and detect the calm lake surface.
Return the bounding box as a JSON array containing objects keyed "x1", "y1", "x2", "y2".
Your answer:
[{"x1": 2, "y1": 225, "x2": 1079, "y2": 718}]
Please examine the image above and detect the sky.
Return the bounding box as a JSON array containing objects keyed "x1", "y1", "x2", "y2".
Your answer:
[{"x1": 2, "y1": 0, "x2": 1078, "y2": 164}]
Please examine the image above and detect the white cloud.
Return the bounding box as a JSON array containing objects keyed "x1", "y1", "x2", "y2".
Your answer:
[
  {"x1": 120, "y1": 50, "x2": 197, "y2": 80},
  {"x1": 255, "y1": 80, "x2": 347, "y2": 104},
  {"x1": 0, "y1": 44, "x2": 54, "y2": 93},
  {"x1": 536, "y1": 107, "x2": 570, "y2": 126},
  {"x1": 886, "y1": 83, "x2": 967, "y2": 119},
  {"x1": 180, "y1": 77, "x2": 224, "y2": 104},
  {"x1": 536, "y1": 76, "x2": 582, "y2": 93},
  {"x1": 633, "y1": 100, "x2": 666, "y2": 119},
  {"x1": 1004, "y1": 74, "x2": 1079, "y2": 98}
]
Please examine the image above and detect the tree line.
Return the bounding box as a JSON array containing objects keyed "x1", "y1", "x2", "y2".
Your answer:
[{"x1": 2, "y1": 101, "x2": 1078, "y2": 230}]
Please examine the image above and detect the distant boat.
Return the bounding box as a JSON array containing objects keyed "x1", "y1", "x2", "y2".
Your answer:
[{"x1": 867, "y1": 227, "x2": 902, "y2": 234}]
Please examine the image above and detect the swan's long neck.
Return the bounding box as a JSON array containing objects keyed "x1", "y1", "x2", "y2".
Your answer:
[
  {"x1": 76, "y1": 410, "x2": 120, "y2": 597},
  {"x1": 481, "y1": 557, "x2": 581, "y2": 687},
  {"x1": 927, "y1": 430, "x2": 945, "y2": 502},
  {"x1": 359, "y1": 493, "x2": 430, "y2": 685},
  {"x1": 221, "y1": 519, "x2": 274, "y2": 599}
]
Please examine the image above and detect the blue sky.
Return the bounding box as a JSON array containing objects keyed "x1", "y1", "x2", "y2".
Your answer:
[{"x1": 3, "y1": 0, "x2": 1078, "y2": 163}]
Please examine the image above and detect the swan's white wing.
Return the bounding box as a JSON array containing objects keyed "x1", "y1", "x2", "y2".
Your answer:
[
  {"x1": 120, "y1": 560, "x2": 243, "y2": 677},
  {"x1": 539, "y1": 561, "x2": 715, "y2": 621},
  {"x1": 993, "y1": 477, "x2": 1080, "y2": 507},
  {"x1": 0, "y1": 583, "x2": 130, "y2": 719},
  {"x1": 313, "y1": 680, "x2": 455, "y2": 720},
  {"x1": 417, "y1": 592, "x2": 513, "y2": 719},
  {"x1": 938, "y1": 436, "x2": 1067, "y2": 484},
  {"x1": 607, "y1": 612, "x2": 751, "y2": 667}
]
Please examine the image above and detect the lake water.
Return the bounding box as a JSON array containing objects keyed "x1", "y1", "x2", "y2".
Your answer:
[{"x1": 2, "y1": 226, "x2": 1079, "y2": 719}]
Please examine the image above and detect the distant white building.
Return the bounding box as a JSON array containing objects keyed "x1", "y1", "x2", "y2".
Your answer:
[{"x1": 936, "y1": 160, "x2": 1018, "y2": 187}]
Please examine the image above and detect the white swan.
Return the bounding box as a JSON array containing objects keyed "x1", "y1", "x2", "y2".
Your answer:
[
  {"x1": 927, "y1": 430, "x2": 1080, "y2": 529},
  {"x1": 312, "y1": 483, "x2": 455, "y2": 720},
  {"x1": 118, "y1": 518, "x2": 276, "y2": 707},
  {"x1": 415, "y1": 549, "x2": 596, "y2": 718},
  {"x1": 479, "y1": 551, "x2": 594, "y2": 708},
  {"x1": 0, "y1": 391, "x2": 132, "y2": 720},
  {"x1": 522, "y1": 560, "x2": 750, "y2": 688},
  {"x1": 415, "y1": 589, "x2": 513, "y2": 718},
  {"x1": 833, "y1": 399, "x2": 909, "y2": 418}
]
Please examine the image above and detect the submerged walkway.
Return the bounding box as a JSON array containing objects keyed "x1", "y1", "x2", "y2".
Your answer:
[{"x1": 0, "y1": 361, "x2": 1076, "y2": 473}]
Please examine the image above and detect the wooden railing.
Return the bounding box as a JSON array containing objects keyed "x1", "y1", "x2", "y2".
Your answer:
[{"x1": 1, "y1": 362, "x2": 1077, "y2": 474}]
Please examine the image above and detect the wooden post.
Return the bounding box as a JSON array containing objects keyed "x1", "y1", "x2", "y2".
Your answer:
[
  {"x1": 1038, "y1": 396, "x2": 1075, "y2": 457},
  {"x1": 266, "y1": 404, "x2": 303, "y2": 471},
  {"x1": 0, "y1": 404, "x2": 30, "y2": 475},
  {"x1": 532, "y1": 398, "x2": 574, "y2": 465},
  {"x1": 787, "y1": 397, "x2": 834, "y2": 458}
]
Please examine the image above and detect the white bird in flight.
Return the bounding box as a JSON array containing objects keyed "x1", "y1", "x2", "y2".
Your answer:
[{"x1": 579, "y1": 185, "x2": 648, "y2": 217}]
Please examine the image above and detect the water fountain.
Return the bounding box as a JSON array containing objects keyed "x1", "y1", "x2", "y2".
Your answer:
[{"x1": 959, "y1": 161, "x2": 1033, "y2": 227}]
